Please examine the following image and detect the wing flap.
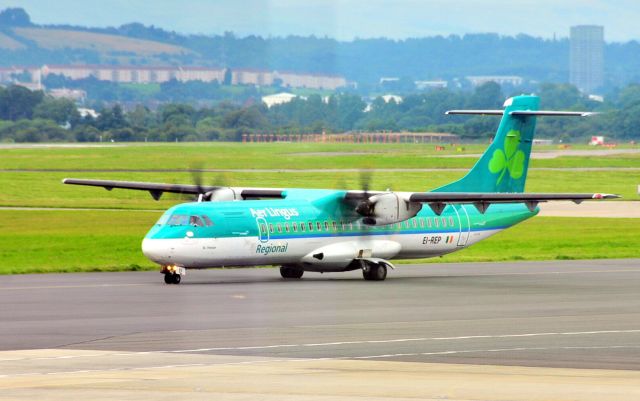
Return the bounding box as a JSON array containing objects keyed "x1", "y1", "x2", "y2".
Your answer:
[{"x1": 408, "y1": 192, "x2": 619, "y2": 215}]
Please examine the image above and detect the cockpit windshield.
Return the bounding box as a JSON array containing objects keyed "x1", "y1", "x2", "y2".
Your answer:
[
  {"x1": 167, "y1": 214, "x2": 190, "y2": 226},
  {"x1": 160, "y1": 214, "x2": 213, "y2": 227}
]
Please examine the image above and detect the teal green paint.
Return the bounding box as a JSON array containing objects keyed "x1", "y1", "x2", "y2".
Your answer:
[
  {"x1": 145, "y1": 198, "x2": 537, "y2": 241},
  {"x1": 434, "y1": 95, "x2": 539, "y2": 193}
]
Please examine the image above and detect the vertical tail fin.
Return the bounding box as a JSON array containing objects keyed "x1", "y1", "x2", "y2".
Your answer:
[{"x1": 434, "y1": 95, "x2": 540, "y2": 193}]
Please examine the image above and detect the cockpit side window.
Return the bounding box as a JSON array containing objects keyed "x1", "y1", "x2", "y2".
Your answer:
[
  {"x1": 189, "y1": 215, "x2": 205, "y2": 227},
  {"x1": 201, "y1": 215, "x2": 213, "y2": 226}
]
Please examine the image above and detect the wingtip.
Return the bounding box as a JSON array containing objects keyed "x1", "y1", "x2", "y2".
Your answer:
[{"x1": 593, "y1": 193, "x2": 621, "y2": 199}]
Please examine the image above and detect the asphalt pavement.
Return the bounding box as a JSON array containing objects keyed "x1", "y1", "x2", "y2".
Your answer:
[{"x1": 1, "y1": 259, "x2": 639, "y2": 400}]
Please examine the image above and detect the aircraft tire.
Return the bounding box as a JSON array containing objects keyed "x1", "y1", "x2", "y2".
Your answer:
[
  {"x1": 280, "y1": 266, "x2": 304, "y2": 279},
  {"x1": 363, "y1": 263, "x2": 387, "y2": 281},
  {"x1": 164, "y1": 273, "x2": 181, "y2": 284}
]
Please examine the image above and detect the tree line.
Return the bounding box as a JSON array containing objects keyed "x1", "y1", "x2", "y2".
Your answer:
[
  {"x1": 1, "y1": 82, "x2": 639, "y2": 143},
  {"x1": 3, "y1": 7, "x2": 640, "y2": 91}
]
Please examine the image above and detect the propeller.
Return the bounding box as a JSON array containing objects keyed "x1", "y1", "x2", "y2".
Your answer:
[
  {"x1": 189, "y1": 162, "x2": 217, "y2": 202},
  {"x1": 355, "y1": 170, "x2": 377, "y2": 226}
]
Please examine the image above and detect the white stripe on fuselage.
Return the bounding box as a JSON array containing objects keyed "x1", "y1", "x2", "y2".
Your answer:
[{"x1": 142, "y1": 228, "x2": 502, "y2": 271}]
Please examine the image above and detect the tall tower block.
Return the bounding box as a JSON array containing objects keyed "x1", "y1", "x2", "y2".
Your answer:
[{"x1": 570, "y1": 25, "x2": 604, "y2": 94}]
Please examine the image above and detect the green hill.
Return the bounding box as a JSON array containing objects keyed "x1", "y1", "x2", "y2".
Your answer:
[{"x1": 0, "y1": 26, "x2": 198, "y2": 65}]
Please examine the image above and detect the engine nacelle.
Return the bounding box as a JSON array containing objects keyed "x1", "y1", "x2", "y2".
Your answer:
[
  {"x1": 356, "y1": 192, "x2": 422, "y2": 225},
  {"x1": 206, "y1": 187, "x2": 241, "y2": 201}
]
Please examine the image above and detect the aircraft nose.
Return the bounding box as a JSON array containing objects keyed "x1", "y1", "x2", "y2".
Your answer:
[{"x1": 142, "y1": 238, "x2": 167, "y2": 263}]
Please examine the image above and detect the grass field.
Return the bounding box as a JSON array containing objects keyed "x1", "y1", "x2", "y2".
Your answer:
[
  {"x1": 0, "y1": 210, "x2": 636, "y2": 274},
  {"x1": 0, "y1": 169, "x2": 638, "y2": 209},
  {"x1": 1, "y1": 143, "x2": 639, "y2": 170},
  {"x1": 0, "y1": 142, "x2": 637, "y2": 274}
]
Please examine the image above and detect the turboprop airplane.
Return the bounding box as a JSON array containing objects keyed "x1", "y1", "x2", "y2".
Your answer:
[{"x1": 63, "y1": 95, "x2": 618, "y2": 284}]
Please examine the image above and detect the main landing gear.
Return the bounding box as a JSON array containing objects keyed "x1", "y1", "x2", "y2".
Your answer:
[
  {"x1": 162, "y1": 265, "x2": 184, "y2": 285},
  {"x1": 280, "y1": 265, "x2": 304, "y2": 279},
  {"x1": 362, "y1": 261, "x2": 387, "y2": 281}
]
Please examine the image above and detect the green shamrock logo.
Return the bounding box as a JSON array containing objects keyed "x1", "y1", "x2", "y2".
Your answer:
[{"x1": 488, "y1": 130, "x2": 525, "y2": 184}]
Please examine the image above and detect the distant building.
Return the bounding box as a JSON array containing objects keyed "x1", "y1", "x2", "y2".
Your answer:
[
  {"x1": 261, "y1": 92, "x2": 300, "y2": 108},
  {"x1": 379, "y1": 77, "x2": 400, "y2": 84},
  {"x1": 77, "y1": 108, "x2": 99, "y2": 119},
  {"x1": 570, "y1": 25, "x2": 604, "y2": 94},
  {"x1": 466, "y1": 76, "x2": 523, "y2": 87},
  {"x1": 49, "y1": 88, "x2": 86, "y2": 102},
  {"x1": 381, "y1": 94, "x2": 403, "y2": 103},
  {"x1": 41, "y1": 65, "x2": 226, "y2": 84},
  {"x1": 414, "y1": 80, "x2": 448, "y2": 90},
  {"x1": 233, "y1": 69, "x2": 347, "y2": 90},
  {"x1": 532, "y1": 139, "x2": 554, "y2": 146},
  {"x1": 0, "y1": 65, "x2": 349, "y2": 91}
]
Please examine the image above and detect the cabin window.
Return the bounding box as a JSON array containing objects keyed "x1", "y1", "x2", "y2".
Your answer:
[
  {"x1": 260, "y1": 223, "x2": 267, "y2": 233},
  {"x1": 285, "y1": 223, "x2": 290, "y2": 233},
  {"x1": 316, "y1": 222, "x2": 322, "y2": 231},
  {"x1": 412, "y1": 219, "x2": 417, "y2": 228},
  {"x1": 201, "y1": 215, "x2": 213, "y2": 226},
  {"x1": 427, "y1": 218, "x2": 432, "y2": 228},
  {"x1": 442, "y1": 217, "x2": 447, "y2": 227},
  {"x1": 292, "y1": 222, "x2": 298, "y2": 232},
  {"x1": 323, "y1": 221, "x2": 329, "y2": 231},
  {"x1": 419, "y1": 218, "x2": 425, "y2": 228},
  {"x1": 332, "y1": 221, "x2": 338, "y2": 231},
  {"x1": 167, "y1": 214, "x2": 189, "y2": 226},
  {"x1": 308, "y1": 221, "x2": 314, "y2": 231},
  {"x1": 277, "y1": 223, "x2": 282, "y2": 233},
  {"x1": 341, "y1": 221, "x2": 346, "y2": 230},
  {"x1": 449, "y1": 217, "x2": 455, "y2": 226},
  {"x1": 349, "y1": 222, "x2": 353, "y2": 230},
  {"x1": 434, "y1": 218, "x2": 439, "y2": 228},
  {"x1": 269, "y1": 223, "x2": 274, "y2": 233}
]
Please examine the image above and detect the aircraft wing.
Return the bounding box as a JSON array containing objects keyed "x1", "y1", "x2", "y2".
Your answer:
[
  {"x1": 406, "y1": 192, "x2": 619, "y2": 214},
  {"x1": 344, "y1": 190, "x2": 620, "y2": 221},
  {"x1": 62, "y1": 178, "x2": 285, "y2": 200}
]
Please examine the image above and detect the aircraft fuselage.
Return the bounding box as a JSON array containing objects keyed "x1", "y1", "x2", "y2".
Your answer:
[{"x1": 142, "y1": 190, "x2": 537, "y2": 272}]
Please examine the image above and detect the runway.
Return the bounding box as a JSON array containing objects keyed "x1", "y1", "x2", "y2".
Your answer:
[{"x1": 1, "y1": 259, "x2": 639, "y2": 400}]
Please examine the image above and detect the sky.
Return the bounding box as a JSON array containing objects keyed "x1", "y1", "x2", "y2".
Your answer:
[{"x1": 4, "y1": 0, "x2": 639, "y2": 42}]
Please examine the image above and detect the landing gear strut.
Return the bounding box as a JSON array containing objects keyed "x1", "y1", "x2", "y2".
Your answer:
[
  {"x1": 280, "y1": 265, "x2": 304, "y2": 279},
  {"x1": 362, "y1": 262, "x2": 387, "y2": 281}
]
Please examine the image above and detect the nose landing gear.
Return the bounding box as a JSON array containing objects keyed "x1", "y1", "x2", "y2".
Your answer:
[
  {"x1": 161, "y1": 265, "x2": 185, "y2": 285},
  {"x1": 164, "y1": 273, "x2": 181, "y2": 284}
]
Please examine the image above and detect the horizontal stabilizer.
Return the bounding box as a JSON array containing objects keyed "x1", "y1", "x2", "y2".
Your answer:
[{"x1": 445, "y1": 110, "x2": 595, "y2": 117}]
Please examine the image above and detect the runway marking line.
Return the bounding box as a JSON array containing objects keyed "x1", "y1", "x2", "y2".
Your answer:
[
  {"x1": 2, "y1": 345, "x2": 640, "y2": 379},
  {"x1": 1, "y1": 329, "x2": 639, "y2": 363},
  {"x1": 0, "y1": 283, "x2": 147, "y2": 291}
]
